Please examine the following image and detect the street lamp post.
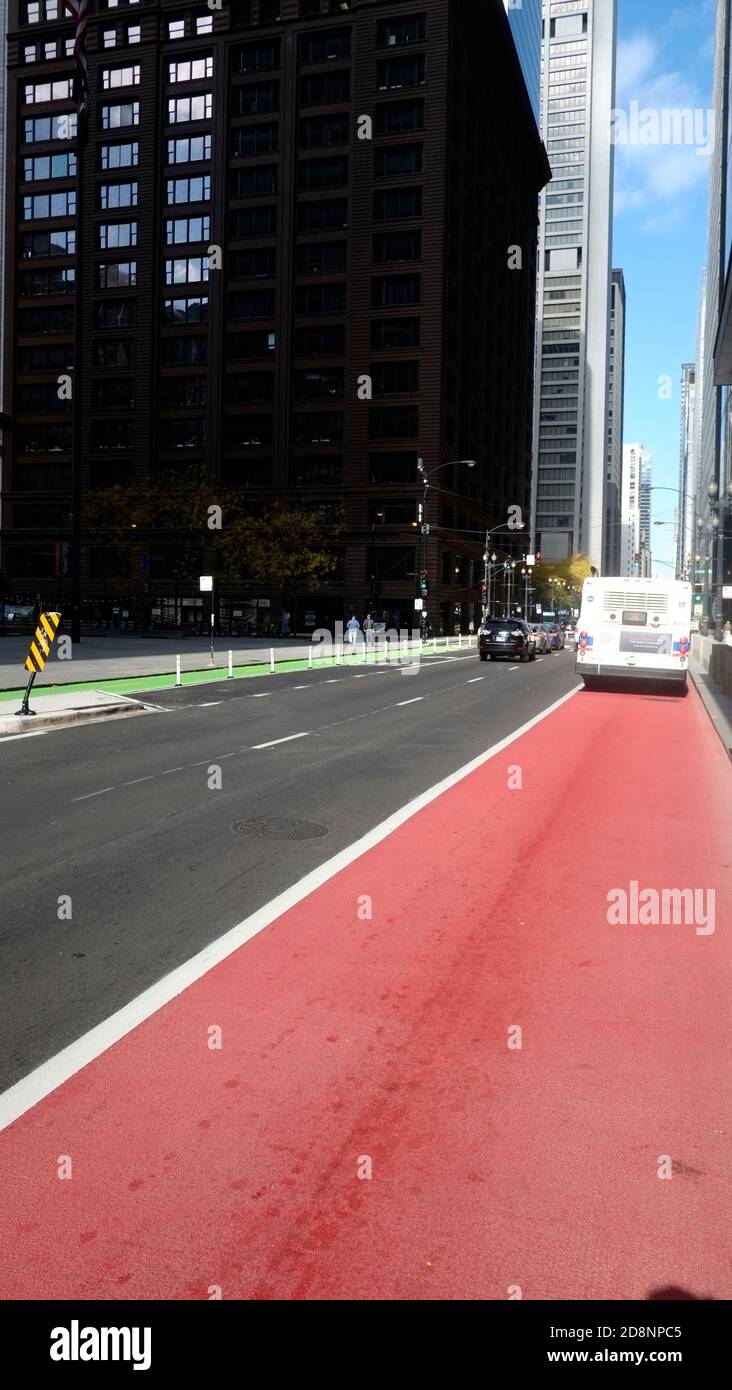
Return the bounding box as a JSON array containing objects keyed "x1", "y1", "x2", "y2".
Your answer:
[{"x1": 416, "y1": 457, "x2": 476, "y2": 635}]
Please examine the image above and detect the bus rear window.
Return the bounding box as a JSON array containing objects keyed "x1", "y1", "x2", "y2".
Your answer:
[{"x1": 622, "y1": 610, "x2": 647, "y2": 626}]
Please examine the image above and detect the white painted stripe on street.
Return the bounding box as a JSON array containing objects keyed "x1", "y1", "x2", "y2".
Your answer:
[
  {"x1": 466, "y1": 677, "x2": 484, "y2": 684},
  {"x1": 197, "y1": 701, "x2": 221, "y2": 707},
  {"x1": 122, "y1": 776, "x2": 153, "y2": 786},
  {"x1": 251, "y1": 732, "x2": 309, "y2": 750},
  {"x1": 71, "y1": 786, "x2": 115, "y2": 802},
  {"x1": 509, "y1": 666, "x2": 520, "y2": 672},
  {"x1": 160, "y1": 767, "x2": 184, "y2": 775},
  {"x1": 251, "y1": 693, "x2": 270, "y2": 698},
  {"x1": 293, "y1": 685, "x2": 310, "y2": 689},
  {"x1": 0, "y1": 684, "x2": 581, "y2": 1133},
  {"x1": 396, "y1": 696, "x2": 424, "y2": 706}
]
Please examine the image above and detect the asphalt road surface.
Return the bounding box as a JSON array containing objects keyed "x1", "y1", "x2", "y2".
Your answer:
[{"x1": 0, "y1": 647, "x2": 576, "y2": 1093}]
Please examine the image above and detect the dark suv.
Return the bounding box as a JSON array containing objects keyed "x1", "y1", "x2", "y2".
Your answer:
[{"x1": 478, "y1": 618, "x2": 536, "y2": 662}]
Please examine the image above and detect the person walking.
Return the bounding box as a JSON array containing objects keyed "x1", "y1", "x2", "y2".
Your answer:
[
  {"x1": 363, "y1": 612, "x2": 375, "y2": 647},
  {"x1": 346, "y1": 614, "x2": 360, "y2": 646}
]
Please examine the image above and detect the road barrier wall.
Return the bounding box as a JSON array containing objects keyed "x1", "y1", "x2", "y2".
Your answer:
[{"x1": 692, "y1": 634, "x2": 732, "y2": 695}]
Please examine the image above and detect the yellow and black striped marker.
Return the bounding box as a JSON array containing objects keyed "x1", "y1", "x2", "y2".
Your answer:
[
  {"x1": 17, "y1": 611, "x2": 62, "y2": 716},
  {"x1": 25, "y1": 611, "x2": 62, "y2": 674}
]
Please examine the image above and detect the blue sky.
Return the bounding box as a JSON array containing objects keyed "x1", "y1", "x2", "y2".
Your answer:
[{"x1": 613, "y1": 0, "x2": 716, "y2": 571}]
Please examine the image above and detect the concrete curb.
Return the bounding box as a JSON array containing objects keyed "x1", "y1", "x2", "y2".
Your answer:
[
  {"x1": 689, "y1": 659, "x2": 732, "y2": 761},
  {"x1": 0, "y1": 698, "x2": 147, "y2": 737}
]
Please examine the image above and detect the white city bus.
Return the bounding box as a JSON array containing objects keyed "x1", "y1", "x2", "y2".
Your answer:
[{"x1": 575, "y1": 576, "x2": 692, "y2": 691}]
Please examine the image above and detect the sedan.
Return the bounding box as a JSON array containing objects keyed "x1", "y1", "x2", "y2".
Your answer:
[
  {"x1": 478, "y1": 618, "x2": 536, "y2": 662},
  {"x1": 529, "y1": 623, "x2": 550, "y2": 654},
  {"x1": 542, "y1": 622, "x2": 565, "y2": 651}
]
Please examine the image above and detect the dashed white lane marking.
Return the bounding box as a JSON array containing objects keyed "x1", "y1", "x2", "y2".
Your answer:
[
  {"x1": 466, "y1": 677, "x2": 484, "y2": 684},
  {"x1": 122, "y1": 775, "x2": 154, "y2": 786},
  {"x1": 251, "y1": 693, "x2": 270, "y2": 698},
  {"x1": 293, "y1": 685, "x2": 310, "y2": 689},
  {"x1": 509, "y1": 666, "x2": 520, "y2": 672},
  {"x1": 252, "y1": 732, "x2": 309, "y2": 750},
  {"x1": 197, "y1": 701, "x2": 222, "y2": 707},
  {"x1": 396, "y1": 696, "x2": 424, "y2": 707},
  {"x1": 324, "y1": 679, "x2": 341, "y2": 684},
  {"x1": 72, "y1": 786, "x2": 115, "y2": 802},
  {"x1": 160, "y1": 767, "x2": 184, "y2": 775}
]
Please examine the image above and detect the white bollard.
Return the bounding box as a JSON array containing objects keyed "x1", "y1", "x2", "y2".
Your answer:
[
  {"x1": 176, "y1": 654, "x2": 181, "y2": 687},
  {"x1": 308, "y1": 645, "x2": 313, "y2": 669},
  {"x1": 336, "y1": 642, "x2": 342, "y2": 665},
  {"x1": 270, "y1": 647, "x2": 275, "y2": 673},
  {"x1": 228, "y1": 649, "x2": 233, "y2": 680},
  {"x1": 459, "y1": 632, "x2": 463, "y2": 649}
]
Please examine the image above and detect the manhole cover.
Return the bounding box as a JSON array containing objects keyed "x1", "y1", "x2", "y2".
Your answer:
[{"x1": 234, "y1": 815, "x2": 327, "y2": 841}]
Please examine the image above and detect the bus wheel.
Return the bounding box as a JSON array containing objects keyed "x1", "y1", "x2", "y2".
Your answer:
[{"x1": 583, "y1": 677, "x2": 597, "y2": 690}]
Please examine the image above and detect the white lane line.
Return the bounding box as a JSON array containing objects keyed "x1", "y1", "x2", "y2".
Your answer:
[
  {"x1": 251, "y1": 732, "x2": 309, "y2": 750},
  {"x1": 466, "y1": 677, "x2": 484, "y2": 684},
  {"x1": 71, "y1": 786, "x2": 115, "y2": 802},
  {"x1": 396, "y1": 696, "x2": 424, "y2": 707},
  {"x1": 509, "y1": 666, "x2": 520, "y2": 672},
  {"x1": 535, "y1": 658, "x2": 543, "y2": 663},
  {"x1": 0, "y1": 684, "x2": 581, "y2": 1134},
  {"x1": 122, "y1": 776, "x2": 153, "y2": 786},
  {"x1": 197, "y1": 701, "x2": 222, "y2": 707},
  {"x1": 251, "y1": 693, "x2": 270, "y2": 698},
  {"x1": 324, "y1": 679, "x2": 341, "y2": 684},
  {"x1": 352, "y1": 675, "x2": 366, "y2": 679},
  {"x1": 160, "y1": 767, "x2": 184, "y2": 775},
  {"x1": 293, "y1": 685, "x2": 310, "y2": 690}
]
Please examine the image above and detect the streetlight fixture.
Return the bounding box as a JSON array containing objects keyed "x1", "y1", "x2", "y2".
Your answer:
[{"x1": 415, "y1": 458, "x2": 477, "y2": 634}]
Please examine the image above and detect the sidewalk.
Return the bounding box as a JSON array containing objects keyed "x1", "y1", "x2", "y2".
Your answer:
[
  {"x1": 689, "y1": 653, "x2": 732, "y2": 759},
  {"x1": 0, "y1": 689, "x2": 146, "y2": 737}
]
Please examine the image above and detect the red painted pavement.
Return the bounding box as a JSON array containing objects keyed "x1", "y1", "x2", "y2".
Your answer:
[{"x1": 1, "y1": 685, "x2": 731, "y2": 1300}]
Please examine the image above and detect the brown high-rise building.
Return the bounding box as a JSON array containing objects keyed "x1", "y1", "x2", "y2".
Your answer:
[{"x1": 1, "y1": 0, "x2": 549, "y2": 636}]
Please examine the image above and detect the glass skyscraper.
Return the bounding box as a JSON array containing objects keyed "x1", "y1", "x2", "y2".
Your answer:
[{"x1": 503, "y1": 0, "x2": 542, "y2": 125}]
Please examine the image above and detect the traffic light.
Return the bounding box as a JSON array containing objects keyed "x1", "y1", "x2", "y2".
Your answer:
[{"x1": 419, "y1": 570, "x2": 429, "y2": 597}]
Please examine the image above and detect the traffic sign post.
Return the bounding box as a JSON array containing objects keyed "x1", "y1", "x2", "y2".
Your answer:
[
  {"x1": 200, "y1": 575, "x2": 214, "y2": 663},
  {"x1": 16, "y1": 611, "x2": 62, "y2": 715}
]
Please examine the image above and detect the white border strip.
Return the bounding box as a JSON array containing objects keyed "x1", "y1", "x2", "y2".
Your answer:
[{"x1": 0, "y1": 685, "x2": 580, "y2": 1133}]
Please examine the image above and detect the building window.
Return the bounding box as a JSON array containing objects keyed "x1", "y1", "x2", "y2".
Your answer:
[
  {"x1": 230, "y1": 247, "x2": 276, "y2": 278},
  {"x1": 167, "y1": 135, "x2": 212, "y2": 163},
  {"x1": 295, "y1": 283, "x2": 346, "y2": 315},
  {"x1": 233, "y1": 40, "x2": 280, "y2": 72},
  {"x1": 376, "y1": 57, "x2": 426, "y2": 91},
  {"x1": 296, "y1": 241, "x2": 346, "y2": 274},
  {"x1": 165, "y1": 216, "x2": 211, "y2": 244},
  {"x1": 373, "y1": 231, "x2": 422, "y2": 263},
  {"x1": 376, "y1": 16, "x2": 426, "y2": 48},
  {"x1": 97, "y1": 221, "x2": 138, "y2": 248},
  {"x1": 98, "y1": 182, "x2": 139, "y2": 209},
  {"x1": 93, "y1": 378, "x2": 136, "y2": 408},
  {"x1": 371, "y1": 361, "x2": 419, "y2": 393},
  {"x1": 96, "y1": 261, "x2": 137, "y2": 288},
  {"x1": 24, "y1": 114, "x2": 77, "y2": 142},
  {"x1": 300, "y1": 72, "x2": 350, "y2": 105},
  {"x1": 160, "y1": 376, "x2": 208, "y2": 407},
  {"x1": 23, "y1": 153, "x2": 77, "y2": 180},
  {"x1": 296, "y1": 198, "x2": 347, "y2": 231},
  {"x1": 168, "y1": 94, "x2": 213, "y2": 123},
  {"x1": 294, "y1": 324, "x2": 345, "y2": 356},
  {"x1": 94, "y1": 339, "x2": 136, "y2": 367},
  {"x1": 370, "y1": 318, "x2": 420, "y2": 350},
  {"x1": 164, "y1": 256, "x2": 210, "y2": 285},
  {"x1": 161, "y1": 336, "x2": 208, "y2": 365},
  {"x1": 375, "y1": 100, "x2": 424, "y2": 134},
  {"x1": 371, "y1": 273, "x2": 421, "y2": 306},
  {"x1": 162, "y1": 297, "x2": 209, "y2": 324},
  {"x1": 300, "y1": 30, "x2": 351, "y2": 64},
  {"x1": 101, "y1": 102, "x2": 140, "y2": 129},
  {"x1": 294, "y1": 368, "x2": 344, "y2": 400},
  {"x1": 102, "y1": 65, "x2": 141, "y2": 89},
  {"x1": 293, "y1": 413, "x2": 343, "y2": 446},
  {"x1": 103, "y1": 29, "x2": 117, "y2": 48},
  {"x1": 91, "y1": 419, "x2": 134, "y2": 450},
  {"x1": 23, "y1": 191, "x2": 77, "y2": 219},
  {"x1": 231, "y1": 124, "x2": 278, "y2": 157},
  {"x1": 169, "y1": 56, "x2": 214, "y2": 83},
  {"x1": 127, "y1": 25, "x2": 141, "y2": 44},
  {"x1": 231, "y1": 80, "x2": 278, "y2": 115},
  {"x1": 24, "y1": 79, "x2": 73, "y2": 104},
  {"x1": 368, "y1": 406, "x2": 418, "y2": 439},
  {"x1": 95, "y1": 300, "x2": 137, "y2": 328},
  {"x1": 21, "y1": 228, "x2": 76, "y2": 257},
  {"x1": 160, "y1": 419, "x2": 207, "y2": 449},
  {"x1": 228, "y1": 288, "x2": 276, "y2": 319},
  {"x1": 100, "y1": 142, "x2": 139, "y2": 169},
  {"x1": 166, "y1": 176, "x2": 211, "y2": 204},
  {"x1": 373, "y1": 187, "x2": 423, "y2": 220},
  {"x1": 374, "y1": 144, "x2": 423, "y2": 177},
  {"x1": 196, "y1": 15, "x2": 214, "y2": 34}
]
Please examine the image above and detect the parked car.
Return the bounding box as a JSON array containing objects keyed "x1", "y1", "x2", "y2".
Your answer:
[
  {"x1": 478, "y1": 617, "x2": 536, "y2": 662},
  {"x1": 542, "y1": 621, "x2": 564, "y2": 651},
  {"x1": 529, "y1": 623, "x2": 550, "y2": 654}
]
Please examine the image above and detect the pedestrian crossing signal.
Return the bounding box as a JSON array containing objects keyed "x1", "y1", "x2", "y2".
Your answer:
[{"x1": 25, "y1": 611, "x2": 61, "y2": 674}]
